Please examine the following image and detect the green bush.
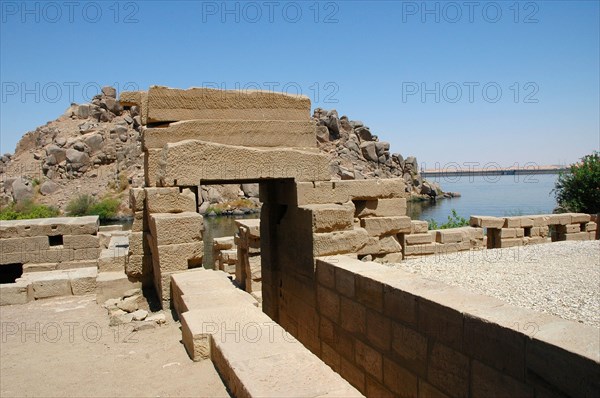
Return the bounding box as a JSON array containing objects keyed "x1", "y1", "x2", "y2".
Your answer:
[
  {"x1": 0, "y1": 200, "x2": 60, "y2": 220},
  {"x1": 553, "y1": 152, "x2": 600, "y2": 214},
  {"x1": 88, "y1": 198, "x2": 121, "y2": 220},
  {"x1": 428, "y1": 209, "x2": 469, "y2": 230},
  {"x1": 65, "y1": 194, "x2": 96, "y2": 217},
  {"x1": 66, "y1": 194, "x2": 120, "y2": 220}
]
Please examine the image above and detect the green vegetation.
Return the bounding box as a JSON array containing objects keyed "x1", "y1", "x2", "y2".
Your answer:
[
  {"x1": 66, "y1": 194, "x2": 121, "y2": 221},
  {"x1": 553, "y1": 152, "x2": 600, "y2": 214},
  {"x1": 0, "y1": 200, "x2": 60, "y2": 220},
  {"x1": 428, "y1": 209, "x2": 469, "y2": 230}
]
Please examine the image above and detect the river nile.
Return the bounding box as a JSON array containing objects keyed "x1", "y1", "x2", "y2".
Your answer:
[{"x1": 410, "y1": 173, "x2": 559, "y2": 224}]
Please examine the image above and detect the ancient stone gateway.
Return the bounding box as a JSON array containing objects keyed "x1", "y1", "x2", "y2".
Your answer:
[{"x1": 123, "y1": 86, "x2": 599, "y2": 398}]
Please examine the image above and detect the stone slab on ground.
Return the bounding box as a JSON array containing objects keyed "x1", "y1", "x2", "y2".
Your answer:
[{"x1": 96, "y1": 271, "x2": 142, "y2": 303}]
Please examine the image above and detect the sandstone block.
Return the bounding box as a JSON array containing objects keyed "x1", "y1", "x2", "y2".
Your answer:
[
  {"x1": 405, "y1": 233, "x2": 434, "y2": 245},
  {"x1": 498, "y1": 238, "x2": 524, "y2": 248},
  {"x1": 144, "y1": 148, "x2": 161, "y2": 187},
  {"x1": 145, "y1": 187, "x2": 196, "y2": 214},
  {"x1": 56, "y1": 260, "x2": 98, "y2": 270},
  {"x1": 383, "y1": 357, "x2": 418, "y2": 397},
  {"x1": 296, "y1": 178, "x2": 407, "y2": 205},
  {"x1": 404, "y1": 242, "x2": 441, "y2": 256},
  {"x1": 427, "y1": 342, "x2": 469, "y2": 398},
  {"x1": 435, "y1": 228, "x2": 469, "y2": 243},
  {"x1": 213, "y1": 236, "x2": 235, "y2": 250},
  {"x1": 143, "y1": 119, "x2": 317, "y2": 150},
  {"x1": 129, "y1": 188, "x2": 146, "y2": 211},
  {"x1": 530, "y1": 215, "x2": 550, "y2": 227},
  {"x1": 470, "y1": 216, "x2": 504, "y2": 229},
  {"x1": 571, "y1": 213, "x2": 591, "y2": 223},
  {"x1": 560, "y1": 232, "x2": 590, "y2": 241},
  {"x1": 154, "y1": 242, "x2": 204, "y2": 273},
  {"x1": 146, "y1": 86, "x2": 311, "y2": 123},
  {"x1": 95, "y1": 271, "x2": 142, "y2": 303},
  {"x1": 119, "y1": 90, "x2": 145, "y2": 107},
  {"x1": 0, "y1": 281, "x2": 32, "y2": 305},
  {"x1": 361, "y1": 216, "x2": 411, "y2": 236},
  {"x1": 355, "y1": 198, "x2": 407, "y2": 218},
  {"x1": 125, "y1": 255, "x2": 152, "y2": 278},
  {"x1": 411, "y1": 220, "x2": 429, "y2": 234},
  {"x1": 547, "y1": 213, "x2": 572, "y2": 225},
  {"x1": 63, "y1": 235, "x2": 99, "y2": 249},
  {"x1": 300, "y1": 202, "x2": 355, "y2": 232},
  {"x1": 503, "y1": 217, "x2": 522, "y2": 228},
  {"x1": 68, "y1": 267, "x2": 97, "y2": 295},
  {"x1": 313, "y1": 228, "x2": 369, "y2": 256},
  {"x1": 158, "y1": 140, "x2": 330, "y2": 186},
  {"x1": 586, "y1": 221, "x2": 597, "y2": 232},
  {"x1": 0, "y1": 236, "x2": 49, "y2": 253},
  {"x1": 149, "y1": 212, "x2": 203, "y2": 246},
  {"x1": 557, "y1": 224, "x2": 581, "y2": 234},
  {"x1": 23, "y1": 271, "x2": 72, "y2": 299}
]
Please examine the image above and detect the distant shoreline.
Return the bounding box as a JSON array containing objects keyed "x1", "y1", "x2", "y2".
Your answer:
[{"x1": 421, "y1": 166, "x2": 568, "y2": 178}]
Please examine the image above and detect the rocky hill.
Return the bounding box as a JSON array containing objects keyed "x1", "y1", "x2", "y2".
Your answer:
[{"x1": 0, "y1": 87, "x2": 445, "y2": 217}]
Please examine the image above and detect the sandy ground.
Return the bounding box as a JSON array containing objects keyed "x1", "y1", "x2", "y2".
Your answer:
[{"x1": 0, "y1": 295, "x2": 230, "y2": 397}]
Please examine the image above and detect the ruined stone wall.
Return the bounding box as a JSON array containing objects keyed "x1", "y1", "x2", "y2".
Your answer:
[
  {"x1": 0, "y1": 216, "x2": 99, "y2": 305},
  {"x1": 471, "y1": 214, "x2": 596, "y2": 249},
  {"x1": 313, "y1": 256, "x2": 599, "y2": 397}
]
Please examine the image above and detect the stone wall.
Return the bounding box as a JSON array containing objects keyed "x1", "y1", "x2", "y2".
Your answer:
[
  {"x1": 312, "y1": 255, "x2": 599, "y2": 397},
  {"x1": 471, "y1": 214, "x2": 596, "y2": 249},
  {"x1": 0, "y1": 216, "x2": 100, "y2": 305},
  {"x1": 234, "y1": 219, "x2": 261, "y2": 294}
]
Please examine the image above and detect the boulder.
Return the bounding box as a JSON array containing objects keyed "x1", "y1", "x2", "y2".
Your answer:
[
  {"x1": 39, "y1": 180, "x2": 60, "y2": 196},
  {"x1": 316, "y1": 126, "x2": 329, "y2": 143},
  {"x1": 66, "y1": 148, "x2": 90, "y2": 170},
  {"x1": 46, "y1": 145, "x2": 66, "y2": 163},
  {"x1": 241, "y1": 183, "x2": 259, "y2": 198},
  {"x1": 84, "y1": 134, "x2": 103, "y2": 153},
  {"x1": 12, "y1": 178, "x2": 34, "y2": 203},
  {"x1": 360, "y1": 142, "x2": 378, "y2": 162},
  {"x1": 355, "y1": 127, "x2": 373, "y2": 141},
  {"x1": 101, "y1": 86, "x2": 117, "y2": 98}
]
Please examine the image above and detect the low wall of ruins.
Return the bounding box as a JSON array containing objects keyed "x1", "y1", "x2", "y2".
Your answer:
[{"x1": 313, "y1": 255, "x2": 599, "y2": 397}]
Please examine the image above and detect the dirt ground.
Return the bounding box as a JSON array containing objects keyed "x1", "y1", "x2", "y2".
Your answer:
[{"x1": 0, "y1": 295, "x2": 230, "y2": 397}]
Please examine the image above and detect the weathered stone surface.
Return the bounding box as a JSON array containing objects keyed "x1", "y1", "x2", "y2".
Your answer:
[
  {"x1": 95, "y1": 271, "x2": 142, "y2": 303},
  {"x1": 0, "y1": 236, "x2": 49, "y2": 253},
  {"x1": 149, "y1": 212, "x2": 203, "y2": 246},
  {"x1": 145, "y1": 187, "x2": 196, "y2": 213},
  {"x1": 405, "y1": 233, "x2": 435, "y2": 245},
  {"x1": 153, "y1": 242, "x2": 204, "y2": 273},
  {"x1": 355, "y1": 198, "x2": 407, "y2": 218},
  {"x1": 361, "y1": 216, "x2": 411, "y2": 236},
  {"x1": 434, "y1": 228, "x2": 470, "y2": 244},
  {"x1": 68, "y1": 267, "x2": 97, "y2": 295},
  {"x1": 411, "y1": 220, "x2": 429, "y2": 234},
  {"x1": 470, "y1": 216, "x2": 505, "y2": 229},
  {"x1": 300, "y1": 202, "x2": 355, "y2": 233},
  {"x1": 296, "y1": 178, "x2": 407, "y2": 205},
  {"x1": 128, "y1": 188, "x2": 146, "y2": 212},
  {"x1": 158, "y1": 140, "x2": 330, "y2": 186},
  {"x1": 63, "y1": 235, "x2": 100, "y2": 249},
  {"x1": 21, "y1": 271, "x2": 71, "y2": 299},
  {"x1": 119, "y1": 90, "x2": 145, "y2": 107},
  {"x1": 144, "y1": 148, "x2": 162, "y2": 187},
  {"x1": 125, "y1": 255, "x2": 152, "y2": 278},
  {"x1": 0, "y1": 281, "x2": 32, "y2": 305},
  {"x1": 146, "y1": 86, "x2": 311, "y2": 123},
  {"x1": 143, "y1": 119, "x2": 317, "y2": 150},
  {"x1": 313, "y1": 228, "x2": 369, "y2": 256}
]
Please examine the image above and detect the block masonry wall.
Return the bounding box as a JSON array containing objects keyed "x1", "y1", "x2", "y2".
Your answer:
[
  {"x1": 314, "y1": 256, "x2": 599, "y2": 397},
  {"x1": 0, "y1": 216, "x2": 100, "y2": 304}
]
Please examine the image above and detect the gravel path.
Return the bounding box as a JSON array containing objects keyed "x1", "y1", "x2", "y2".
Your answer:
[{"x1": 394, "y1": 240, "x2": 600, "y2": 328}]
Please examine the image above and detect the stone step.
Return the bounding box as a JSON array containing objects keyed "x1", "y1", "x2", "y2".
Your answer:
[
  {"x1": 96, "y1": 271, "x2": 142, "y2": 303},
  {"x1": 177, "y1": 289, "x2": 258, "y2": 319},
  {"x1": 16, "y1": 267, "x2": 97, "y2": 300},
  {"x1": 180, "y1": 305, "x2": 363, "y2": 398},
  {"x1": 98, "y1": 248, "x2": 127, "y2": 272}
]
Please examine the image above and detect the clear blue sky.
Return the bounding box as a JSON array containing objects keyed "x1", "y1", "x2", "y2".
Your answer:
[{"x1": 1, "y1": 0, "x2": 598, "y2": 168}]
